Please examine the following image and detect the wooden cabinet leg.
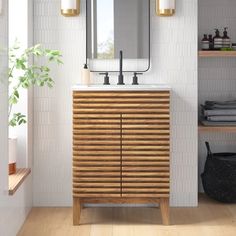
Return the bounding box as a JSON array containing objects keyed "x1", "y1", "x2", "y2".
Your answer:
[
  {"x1": 160, "y1": 198, "x2": 170, "y2": 225},
  {"x1": 73, "y1": 197, "x2": 81, "y2": 225}
]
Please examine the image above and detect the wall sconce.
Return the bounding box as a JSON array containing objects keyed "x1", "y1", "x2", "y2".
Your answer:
[
  {"x1": 156, "y1": 0, "x2": 175, "y2": 16},
  {"x1": 61, "y1": 0, "x2": 80, "y2": 17}
]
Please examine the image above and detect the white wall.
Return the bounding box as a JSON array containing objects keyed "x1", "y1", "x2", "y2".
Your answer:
[
  {"x1": 33, "y1": 0, "x2": 198, "y2": 207},
  {"x1": 0, "y1": 1, "x2": 33, "y2": 236},
  {"x1": 198, "y1": 0, "x2": 236, "y2": 192}
]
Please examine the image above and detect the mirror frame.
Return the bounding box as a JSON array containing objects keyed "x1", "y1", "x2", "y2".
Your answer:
[{"x1": 86, "y1": 0, "x2": 151, "y2": 73}]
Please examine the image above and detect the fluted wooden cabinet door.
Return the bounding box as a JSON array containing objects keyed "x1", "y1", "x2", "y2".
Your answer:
[
  {"x1": 73, "y1": 93, "x2": 122, "y2": 198},
  {"x1": 119, "y1": 91, "x2": 170, "y2": 198}
]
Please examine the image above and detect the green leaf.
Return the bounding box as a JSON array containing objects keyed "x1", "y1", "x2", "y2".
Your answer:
[
  {"x1": 16, "y1": 58, "x2": 26, "y2": 70},
  {"x1": 9, "y1": 113, "x2": 26, "y2": 127},
  {"x1": 14, "y1": 90, "x2": 19, "y2": 99},
  {"x1": 22, "y1": 81, "x2": 29, "y2": 88},
  {"x1": 42, "y1": 66, "x2": 50, "y2": 72},
  {"x1": 57, "y1": 59, "x2": 63, "y2": 65},
  {"x1": 9, "y1": 90, "x2": 19, "y2": 105}
]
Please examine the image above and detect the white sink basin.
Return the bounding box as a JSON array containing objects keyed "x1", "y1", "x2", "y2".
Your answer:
[{"x1": 72, "y1": 84, "x2": 171, "y2": 91}]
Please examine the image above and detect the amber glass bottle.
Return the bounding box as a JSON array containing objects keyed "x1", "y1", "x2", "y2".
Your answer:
[
  {"x1": 222, "y1": 27, "x2": 231, "y2": 48},
  {"x1": 213, "y1": 29, "x2": 223, "y2": 50},
  {"x1": 208, "y1": 35, "x2": 214, "y2": 50},
  {"x1": 201, "y1": 34, "x2": 209, "y2": 50}
]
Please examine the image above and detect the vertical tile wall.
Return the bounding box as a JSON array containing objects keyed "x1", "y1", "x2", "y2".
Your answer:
[
  {"x1": 33, "y1": 0, "x2": 198, "y2": 207},
  {"x1": 198, "y1": 0, "x2": 236, "y2": 191}
]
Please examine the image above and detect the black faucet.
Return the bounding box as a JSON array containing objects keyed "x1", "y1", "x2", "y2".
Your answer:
[
  {"x1": 99, "y1": 72, "x2": 110, "y2": 85},
  {"x1": 132, "y1": 72, "x2": 143, "y2": 85},
  {"x1": 117, "y1": 50, "x2": 125, "y2": 85}
]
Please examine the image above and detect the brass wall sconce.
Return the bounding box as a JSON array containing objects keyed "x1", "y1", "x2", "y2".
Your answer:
[
  {"x1": 156, "y1": 0, "x2": 175, "y2": 17},
  {"x1": 61, "y1": 0, "x2": 80, "y2": 17}
]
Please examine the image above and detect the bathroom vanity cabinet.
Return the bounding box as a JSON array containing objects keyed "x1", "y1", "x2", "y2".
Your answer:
[{"x1": 72, "y1": 88, "x2": 170, "y2": 225}]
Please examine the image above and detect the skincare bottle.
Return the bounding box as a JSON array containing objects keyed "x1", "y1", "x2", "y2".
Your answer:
[
  {"x1": 222, "y1": 27, "x2": 231, "y2": 48},
  {"x1": 213, "y1": 29, "x2": 223, "y2": 50},
  {"x1": 208, "y1": 35, "x2": 214, "y2": 50},
  {"x1": 81, "y1": 64, "x2": 90, "y2": 86},
  {"x1": 201, "y1": 34, "x2": 209, "y2": 50}
]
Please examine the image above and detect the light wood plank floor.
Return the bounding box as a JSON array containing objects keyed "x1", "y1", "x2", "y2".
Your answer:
[{"x1": 18, "y1": 195, "x2": 236, "y2": 236}]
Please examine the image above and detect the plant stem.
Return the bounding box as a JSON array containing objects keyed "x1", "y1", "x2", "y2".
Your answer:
[
  {"x1": 9, "y1": 65, "x2": 15, "y2": 79},
  {"x1": 8, "y1": 81, "x2": 21, "y2": 118}
]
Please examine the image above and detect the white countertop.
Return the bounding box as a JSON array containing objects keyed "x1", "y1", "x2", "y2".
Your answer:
[{"x1": 72, "y1": 84, "x2": 171, "y2": 91}]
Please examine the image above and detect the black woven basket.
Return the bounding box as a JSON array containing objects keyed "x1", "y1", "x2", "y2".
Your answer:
[{"x1": 201, "y1": 142, "x2": 236, "y2": 203}]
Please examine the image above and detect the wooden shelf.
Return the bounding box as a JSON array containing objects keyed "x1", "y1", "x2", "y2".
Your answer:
[
  {"x1": 9, "y1": 168, "x2": 31, "y2": 195},
  {"x1": 199, "y1": 124, "x2": 236, "y2": 133},
  {"x1": 199, "y1": 50, "x2": 236, "y2": 57}
]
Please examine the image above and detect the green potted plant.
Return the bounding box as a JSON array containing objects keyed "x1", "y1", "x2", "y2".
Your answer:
[{"x1": 8, "y1": 41, "x2": 62, "y2": 174}]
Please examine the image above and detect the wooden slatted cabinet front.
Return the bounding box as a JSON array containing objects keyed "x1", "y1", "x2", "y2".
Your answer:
[{"x1": 73, "y1": 91, "x2": 170, "y2": 225}]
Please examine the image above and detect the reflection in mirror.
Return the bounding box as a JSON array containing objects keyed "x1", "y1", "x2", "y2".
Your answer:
[
  {"x1": 87, "y1": 0, "x2": 150, "y2": 72},
  {"x1": 96, "y1": 0, "x2": 114, "y2": 59}
]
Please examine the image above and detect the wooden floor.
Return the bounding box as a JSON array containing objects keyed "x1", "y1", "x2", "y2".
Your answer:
[{"x1": 18, "y1": 195, "x2": 236, "y2": 236}]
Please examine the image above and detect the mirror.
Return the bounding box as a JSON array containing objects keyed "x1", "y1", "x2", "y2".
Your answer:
[{"x1": 86, "y1": 0, "x2": 150, "y2": 72}]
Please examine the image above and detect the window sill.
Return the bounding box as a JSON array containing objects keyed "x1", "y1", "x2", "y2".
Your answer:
[{"x1": 9, "y1": 168, "x2": 31, "y2": 195}]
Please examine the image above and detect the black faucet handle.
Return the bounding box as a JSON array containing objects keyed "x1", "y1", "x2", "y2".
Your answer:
[
  {"x1": 132, "y1": 72, "x2": 143, "y2": 85},
  {"x1": 99, "y1": 72, "x2": 110, "y2": 85}
]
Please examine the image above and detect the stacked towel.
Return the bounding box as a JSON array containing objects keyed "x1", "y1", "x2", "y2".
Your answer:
[{"x1": 201, "y1": 100, "x2": 236, "y2": 126}]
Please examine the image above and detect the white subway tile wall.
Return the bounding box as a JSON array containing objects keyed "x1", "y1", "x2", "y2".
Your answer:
[
  {"x1": 33, "y1": 0, "x2": 198, "y2": 207},
  {"x1": 198, "y1": 0, "x2": 236, "y2": 192}
]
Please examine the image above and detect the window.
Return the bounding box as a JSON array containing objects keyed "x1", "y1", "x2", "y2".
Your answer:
[{"x1": 8, "y1": 0, "x2": 32, "y2": 194}]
